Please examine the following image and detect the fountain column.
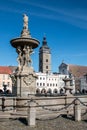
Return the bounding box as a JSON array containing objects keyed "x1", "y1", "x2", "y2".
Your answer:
[{"x1": 10, "y1": 14, "x2": 39, "y2": 97}]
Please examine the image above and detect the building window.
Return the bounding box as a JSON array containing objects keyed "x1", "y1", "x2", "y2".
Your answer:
[
  {"x1": 47, "y1": 83, "x2": 49, "y2": 86},
  {"x1": 40, "y1": 83, "x2": 42, "y2": 86},
  {"x1": 7, "y1": 82, "x2": 10, "y2": 87},
  {"x1": 43, "y1": 77, "x2": 45, "y2": 80},
  {"x1": 46, "y1": 59, "x2": 48, "y2": 62},
  {"x1": 37, "y1": 83, "x2": 39, "y2": 86},
  {"x1": 3, "y1": 75, "x2": 5, "y2": 80},
  {"x1": 46, "y1": 66, "x2": 48, "y2": 69},
  {"x1": 8, "y1": 75, "x2": 10, "y2": 80},
  {"x1": 40, "y1": 77, "x2": 42, "y2": 80},
  {"x1": 50, "y1": 83, "x2": 52, "y2": 86},
  {"x1": 62, "y1": 69, "x2": 65, "y2": 74}
]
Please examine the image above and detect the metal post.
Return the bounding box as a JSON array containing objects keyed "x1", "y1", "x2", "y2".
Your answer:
[
  {"x1": 74, "y1": 99, "x2": 81, "y2": 121},
  {"x1": 27, "y1": 100, "x2": 36, "y2": 127}
]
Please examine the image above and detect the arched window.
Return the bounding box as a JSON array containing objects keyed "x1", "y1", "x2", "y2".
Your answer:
[
  {"x1": 53, "y1": 89, "x2": 58, "y2": 94},
  {"x1": 0, "y1": 89, "x2": 3, "y2": 94},
  {"x1": 36, "y1": 89, "x2": 40, "y2": 94},
  {"x1": 47, "y1": 88, "x2": 52, "y2": 94},
  {"x1": 60, "y1": 88, "x2": 63, "y2": 94},
  {"x1": 6, "y1": 89, "x2": 11, "y2": 94},
  {"x1": 41, "y1": 89, "x2": 46, "y2": 94}
]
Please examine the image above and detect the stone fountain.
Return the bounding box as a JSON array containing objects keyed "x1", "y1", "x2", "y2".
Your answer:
[
  {"x1": 63, "y1": 75, "x2": 73, "y2": 96},
  {"x1": 10, "y1": 14, "x2": 39, "y2": 97}
]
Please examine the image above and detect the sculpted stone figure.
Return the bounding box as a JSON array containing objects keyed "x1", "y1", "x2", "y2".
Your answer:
[
  {"x1": 23, "y1": 14, "x2": 28, "y2": 30},
  {"x1": 16, "y1": 46, "x2": 23, "y2": 71},
  {"x1": 23, "y1": 45, "x2": 33, "y2": 67},
  {"x1": 10, "y1": 74, "x2": 16, "y2": 86}
]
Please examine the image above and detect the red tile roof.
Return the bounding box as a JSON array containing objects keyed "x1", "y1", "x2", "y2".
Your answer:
[
  {"x1": 0, "y1": 66, "x2": 12, "y2": 74},
  {"x1": 69, "y1": 64, "x2": 87, "y2": 78}
]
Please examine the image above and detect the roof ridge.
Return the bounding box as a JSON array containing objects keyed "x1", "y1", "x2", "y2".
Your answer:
[{"x1": 69, "y1": 64, "x2": 87, "y2": 67}]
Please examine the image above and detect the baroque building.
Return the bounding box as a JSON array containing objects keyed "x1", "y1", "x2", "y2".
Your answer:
[{"x1": 39, "y1": 37, "x2": 51, "y2": 73}]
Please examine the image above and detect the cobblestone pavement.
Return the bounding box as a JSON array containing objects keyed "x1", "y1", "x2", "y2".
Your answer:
[{"x1": 0, "y1": 114, "x2": 87, "y2": 130}]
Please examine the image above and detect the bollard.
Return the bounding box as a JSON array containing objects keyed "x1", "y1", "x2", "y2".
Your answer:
[
  {"x1": 27, "y1": 100, "x2": 36, "y2": 127},
  {"x1": 74, "y1": 99, "x2": 81, "y2": 121},
  {"x1": 13, "y1": 98, "x2": 16, "y2": 112},
  {"x1": 2, "y1": 97, "x2": 5, "y2": 112}
]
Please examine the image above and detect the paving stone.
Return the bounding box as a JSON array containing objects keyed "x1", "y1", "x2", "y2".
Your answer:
[{"x1": 0, "y1": 114, "x2": 87, "y2": 130}]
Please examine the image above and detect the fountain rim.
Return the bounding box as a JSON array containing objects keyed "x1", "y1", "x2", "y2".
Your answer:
[{"x1": 10, "y1": 37, "x2": 40, "y2": 49}]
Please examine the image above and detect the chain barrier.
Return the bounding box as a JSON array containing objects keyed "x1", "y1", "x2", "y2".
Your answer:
[
  {"x1": 22, "y1": 98, "x2": 87, "y2": 113},
  {"x1": 81, "y1": 110, "x2": 87, "y2": 116},
  {"x1": 0, "y1": 97, "x2": 87, "y2": 114},
  {"x1": 77, "y1": 98, "x2": 87, "y2": 107},
  {"x1": 0, "y1": 97, "x2": 87, "y2": 121},
  {"x1": 42, "y1": 101, "x2": 74, "y2": 112},
  {"x1": 29, "y1": 98, "x2": 75, "y2": 112}
]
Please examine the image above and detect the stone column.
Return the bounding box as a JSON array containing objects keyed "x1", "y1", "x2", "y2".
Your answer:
[
  {"x1": 74, "y1": 99, "x2": 81, "y2": 121},
  {"x1": 27, "y1": 100, "x2": 36, "y2": 127}
]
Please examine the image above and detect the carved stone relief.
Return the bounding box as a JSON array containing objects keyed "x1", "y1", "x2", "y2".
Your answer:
[{"x1": 23, "y1": 75, "x2": 34, "y2": 86}]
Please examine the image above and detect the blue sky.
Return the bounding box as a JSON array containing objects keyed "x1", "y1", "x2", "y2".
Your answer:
[{"x1": 0, "y1": 0, "x2": 87, "y2": 72}]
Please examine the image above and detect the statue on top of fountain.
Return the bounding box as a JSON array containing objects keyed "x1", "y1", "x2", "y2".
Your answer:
[
  {"x1": 21, "y1": 14, "x2": 31, "y2": 38},
  {"x1": 23, "y1": 14, "x2": 28, "y2": 30}
]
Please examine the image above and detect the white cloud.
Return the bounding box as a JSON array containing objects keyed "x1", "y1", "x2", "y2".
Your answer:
[{"x1": 1, "y1": 0, "x2": 87, "y2": 29}]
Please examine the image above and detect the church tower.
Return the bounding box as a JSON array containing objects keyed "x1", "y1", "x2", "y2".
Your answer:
[{"x1": 39, "y1": 37, "x2": 51, "y2": 73}]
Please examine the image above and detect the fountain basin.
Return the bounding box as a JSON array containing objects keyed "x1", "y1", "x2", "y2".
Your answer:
[{"x1": 10, "y1": 37, "x2": 40, "y2": 49}]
